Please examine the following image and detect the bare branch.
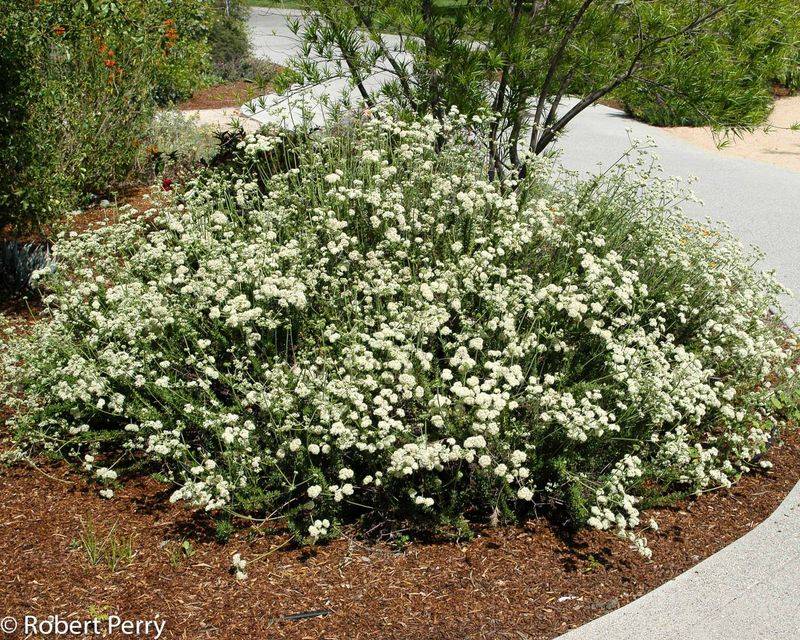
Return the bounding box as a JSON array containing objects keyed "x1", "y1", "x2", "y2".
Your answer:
[
  {"x1": 529, "y1": 0, "x2": 597, "y2": 154},
  {"x1": 489, "y1": 0, "x2": 525, "y2": 178}
]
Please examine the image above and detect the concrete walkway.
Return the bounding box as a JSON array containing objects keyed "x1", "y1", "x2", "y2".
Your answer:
[
  {"x1": 178, "y1": 107, "x2": 260, "y2": 132},
  {"x1": 249, "y1": 7, "x2": 306, "y2": 65},
  {"x1": 246, "y1": 12, "x2": 800, "y2": 636},
  {"x1": 557, "y1": 482, "x2": 800, "y2": 640}
]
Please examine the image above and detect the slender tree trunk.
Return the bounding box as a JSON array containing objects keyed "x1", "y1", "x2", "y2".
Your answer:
[{"x1": 488, "y1": 0, "x2": 525, "y2": 178}]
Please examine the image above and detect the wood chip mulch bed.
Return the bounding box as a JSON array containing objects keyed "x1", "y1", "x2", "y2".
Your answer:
[
  {"x1": 1, "y1": 203, "x2": 799, "y2": 639},
  {"x1": 0, "y1": 413, "x2": 797, "y2": 640},
  {"x1": 178, "y1": 81, "x2": 275, "y2": 111}
]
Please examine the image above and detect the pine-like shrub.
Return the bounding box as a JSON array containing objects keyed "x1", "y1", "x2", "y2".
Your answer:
[
  {"x1": 619, "y1": 1, "x2": 800, "y2": 126},
  {"x1": 4, "y1": 112, "x2": 797, "y2": 553}
]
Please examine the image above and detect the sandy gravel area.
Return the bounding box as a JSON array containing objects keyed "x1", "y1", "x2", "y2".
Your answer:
[
  {"x1": 664, "y1": 96, "x2": 800, "y2": 173},
  {"x1": 179, "y1": 107, "x2": 261, "y2": 133}
]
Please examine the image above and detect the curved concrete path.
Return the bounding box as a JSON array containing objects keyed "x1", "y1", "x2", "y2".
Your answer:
[
  {"x1": 247, "y1": 10, "x2": 800, "y2": 638},
  {"x1": 558, "y1": 482, "x2": 800, "y2": 639}
]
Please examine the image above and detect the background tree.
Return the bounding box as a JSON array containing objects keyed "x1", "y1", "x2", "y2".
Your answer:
[{"x1": 284, "y1": 0, "x2": 799, "y2": 176}]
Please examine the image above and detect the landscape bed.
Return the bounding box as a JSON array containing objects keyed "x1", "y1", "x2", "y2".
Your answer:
[
  {"x1": 1, "y1": 109, "x2": 799, "y2": 638},
  {"x1": 0, "y1": 417, "x2": 797, "y2": 639},
  {"x1": 178, "y1": 81, "x2": 273, "y2": 110},
  {"x1": 2, "y1": 0, "x2": 800, "y2": 636}
]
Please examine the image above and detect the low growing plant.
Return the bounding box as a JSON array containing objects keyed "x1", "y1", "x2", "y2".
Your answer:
[
  {"x1": 4, "y1": 111, "x2": 798, "y2": 555},
  {"x1": 0, "y1": 241, "x2": 52, "y2": 295},
  {"x1": 73, "y1": 519, "x2": 135, "y2": 571},
  {"x1": 166, "y1": 539, "x2": 196, "y2": 567}
]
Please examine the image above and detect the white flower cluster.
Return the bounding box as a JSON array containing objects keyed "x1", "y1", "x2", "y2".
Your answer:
[
  {"x1": 231, "y1": 552, "x2": 247, "y2": 580},
  {"x1": 4, "y1": 109, "x2": 797, "y2": 547},
  {"x1": 308, "y1": 518, "x2": 331, "y2": 541}
]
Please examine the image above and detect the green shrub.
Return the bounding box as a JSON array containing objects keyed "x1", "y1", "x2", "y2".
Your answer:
[
  {"x1": 208, "y1": 0, "x2": 280, "y2": 84},
  {"x1": 0, "y1": 0, "x2": 212, "y2": 234},
  {"x1": 775, "y1": 41, "x2": 800, "y2": 93},
  {"x1": 139, "y1": 110, "x2": 218, "y2": 179},
  {"x1": 5, "y1": 110, "x2": 798, "y2": 553},
  {"x1": 619, "y1": 1, "x2": 800, "y2": 126},
  {"x1": 209, "y1": 0, "x2": 251, "y2": 78},
  {"x1": 618, "y1": 40, "x2": 775, "y2": 127}
]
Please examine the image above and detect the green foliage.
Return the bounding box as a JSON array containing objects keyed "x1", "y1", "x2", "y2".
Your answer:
[
  {"x1": 167, "y1": 539, "x2": 196, "y2": 566},
  {"x1": 292, "y1": 0, "x2": 798, "y2": 166},
  {"x1": 0, "y1": 241, "x2": 51, "y2": 294},
  {"x1": 208, "y1": 0, "x2": 280, "y2": 83},
  {"x1": 214, "y1": 518, "x2": 235, "y2": 543},
  {"x1": 73, "y1": 519, "x2": 135, "y2": 571},
  {"x1": 209, "y1": 0, "x2": 251, "y2": 78},
  {"x1": 774, "y1": 29, "x2": 800, "y2": 93},
  {"x1": 139, "y1": 110, "x2": 218, "y2": 180},
  {"x1": 0, "y1": 0, "x2": 214, "y2": 234},
  {"x1": 619, "y1": 1, "x2": 800, "y2": 126}
]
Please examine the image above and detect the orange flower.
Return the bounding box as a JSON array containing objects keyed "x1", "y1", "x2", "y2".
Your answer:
[
  {"x1": 104, "y1": 58, "x2": 116, "y2": 68},
  {"x1": 53, "y1": 25, "x2": 66, "y2": 37}
]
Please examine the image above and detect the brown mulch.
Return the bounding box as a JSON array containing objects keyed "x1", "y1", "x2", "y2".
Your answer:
[
  {"x1": 0, "y1": 426, "x2": 797, "y2": 639},
  {"x1": 772, "y1": 83, "x2": 797, "y2": 98},
  {"x1": 596, "y1": 96, "x2": 627, "y2": 112},
  {"x1": 178, "y1": 81, "x2": 274, "y2": 111},
  {"x1": 0, "y1": 186, "x2": 156, "y2": 246}
]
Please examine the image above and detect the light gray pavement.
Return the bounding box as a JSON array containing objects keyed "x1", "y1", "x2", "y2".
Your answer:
[
  {"x1": 247, "y1": 12, "x2": 800, "y2": 636},
  {"x1": 249, "y1": 7, "x2": 305, "y2": 65},
  {"x1": 245, "y1": 8, "x2": 405, "y2": 128},
  {"x1": 558, "y1": 481, "x2": 800, "y2": 640}
]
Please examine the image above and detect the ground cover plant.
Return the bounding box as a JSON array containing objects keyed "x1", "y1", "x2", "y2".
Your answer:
[{"x1": 3, "y1": 110, "x2": 798, "y2": 557}]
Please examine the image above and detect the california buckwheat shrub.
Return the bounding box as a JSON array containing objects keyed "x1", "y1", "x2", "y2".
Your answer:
[{"x1": 4, "y1": 110, "x2": 797, "y2": 552}]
